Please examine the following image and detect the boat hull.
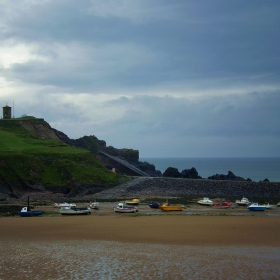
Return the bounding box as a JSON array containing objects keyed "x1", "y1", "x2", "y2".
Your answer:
[
  {"x1": 212, "y1": 202, "x2": 232, "y2": 209},
  {"x1": 198, "y1": 202, "x2": 213, "y2": 206},
  {"x1": 125, "y1": 199, "x2": 139, "y2": 205},
  {"x1": 18, "y1": 211, "x2": 43, "y2": 217},
  {"x1": 248, "y1": 207, "x2": 266, "y2": 211},
  {"x1": 60, "y1": 207, "x2": 91, "y2": 215},
  {"x1": 197, "y1": 198, "x2": 213, "y2": 206},
  {"x1": 114, "y1": 207, "x2": 138, "y2": 213},
  {"x1": 149, "y1": 202, "x2": 161, "y2": 209},
  {"x1": 160, "y1": 206, "x2": 184, "y2": 211},
  {"x1": 90, "y1": 203, "x2": 99, "y2": 209},
  {"x1": 235, "y1": 198, "x2": 250, "y2": 206}
]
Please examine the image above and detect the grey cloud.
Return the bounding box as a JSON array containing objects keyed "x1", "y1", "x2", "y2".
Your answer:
[
  {"x1": 1, "y1": 0, "x2": 279, "y2": 92},
  {"x1": 1, "y1": 0, "x2": 280, "y2": 157}
]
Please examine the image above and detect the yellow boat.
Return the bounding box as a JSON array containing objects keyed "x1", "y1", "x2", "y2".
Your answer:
[
  {"x1": 125, "y1": 198, "x2": 140, "y2": 205},
  {"x1": 159, "y1": 203, "x2": 184, "y2": 211}
]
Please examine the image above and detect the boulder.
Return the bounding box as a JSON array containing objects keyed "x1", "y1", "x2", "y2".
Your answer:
[
  {"x1": 163, "y1": 167, "x2": 181, "y2": 178},
  {"x1": 181, "y1": 167, "x2": 202, "y2": 179}
]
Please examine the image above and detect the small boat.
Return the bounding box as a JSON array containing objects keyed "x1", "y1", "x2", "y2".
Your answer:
[
  {"x1": 125, "y1": 199, "x2": 139, "y2": 205},
  {"x1": 114, "y1": 203, "x2": 138, "y2": 213},
  {"x1": 235, "y1": 197, "x2": 251, "y2": 206},
  {"x1": 18, "y1": 197, "x2": 43, "y2": 217},
  {"x1": 247, "y1": 202, "x2": 266, "y2": 211},
  {"x1": 89, "y1": 200, "x2": 99, "y2": 209},
  {"x1": 277, "y1": 202, "x2": 280, "y2": 207},
  {"x1": 197, "y1": 197, "x2": 213, "y2": 206},
  {"x1": 212, "y1": 201, "x2": 232, "y2": 209},
  {"x1": 18, "y1": 207, "x2": 43, "y2": 217},
  {"x1": 54, "y1": 202, "x2": 76, "y2": 208},
  {"x1": 262, "y1": 203, "x2": 277, "y2": 210},
  {"x1": 159, "y1": 203, "x2": 184, "y2": 211},
  {"x1": 149, "y1": 202, "x2": 161, "y2": 209},
  {"x1": 59, "y1": 206, "x2": 91, "y2": 215}
]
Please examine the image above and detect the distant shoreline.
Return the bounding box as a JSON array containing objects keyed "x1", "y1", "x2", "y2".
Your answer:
[{"x1": 140, "y1": 157, "x2": 280, "y2": 182}]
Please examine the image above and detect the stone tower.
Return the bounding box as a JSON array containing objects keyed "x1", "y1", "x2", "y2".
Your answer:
[{"x1": 2, "y1": 105, "x2": 12, "y2": 119}]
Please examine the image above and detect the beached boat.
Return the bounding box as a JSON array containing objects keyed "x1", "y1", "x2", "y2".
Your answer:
[
  {"x1": 262, "y1": 203, "x2": 277, "y2": 210},
  {"x1": 159, "y1": 203, "x2": 184, "y2": 211},
  {"x1": 125, "y1": 198, "x2": 139, "y2": 205},
  {"x1": 247, "y1": 202, "x2": 266, "y2": 211},
  {"x1": 18, "y1": 197, "x2": 43, "y2": 217},
  {"x1": 54, "y1": 202, "x2": 76, "y2": 208},
  {"x1": 235, "y1": 197, "x2": 251, "y2": 206},
  {"x1": 89, "y1": 200, "x2": 99, "y2": 209},
  {"x1": 18, "y1": 207, "x2": 43, "y2": 217},
  {"x1": 197, "y1": 197, "x2": 213, "y2": 206},
  {"x1": 149, "y1": 202, "x2": 161, "y2": 208},
  {"x1": 114, "y1": 203, "x2": 138, "y2": 213},
  {"x1": 59, "y1": 206, "x2": 91, "y2": 215},
  {"x1": 212, "y1": 201, "x2": 232, "y2": 209}
]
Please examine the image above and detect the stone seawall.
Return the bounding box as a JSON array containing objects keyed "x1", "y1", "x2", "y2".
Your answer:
[{"x1": 94, "y1": 177, "x2": 280, "y2": 200}]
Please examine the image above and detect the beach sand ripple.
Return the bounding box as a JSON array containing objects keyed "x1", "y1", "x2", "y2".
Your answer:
[{"x1": 1, "y1": 240, "x2": 280, "y2": 279}]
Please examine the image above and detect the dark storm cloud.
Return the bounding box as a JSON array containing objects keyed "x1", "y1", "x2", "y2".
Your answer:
[{"x1": 1, "y1": 0, "x2": 280, "y2": 91}]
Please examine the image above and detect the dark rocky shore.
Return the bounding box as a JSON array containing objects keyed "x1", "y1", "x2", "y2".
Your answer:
[{"x1": 92, "y1": 177, "x2": 280, "y2": 201}]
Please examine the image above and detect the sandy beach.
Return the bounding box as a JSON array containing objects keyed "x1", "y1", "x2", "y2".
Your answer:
[
  {"x1": 1, "y1": 214, "x2": 280, "y2": 246},
  {"x1": 1, "y1": 204, "x2": 280, "y2": 279}
]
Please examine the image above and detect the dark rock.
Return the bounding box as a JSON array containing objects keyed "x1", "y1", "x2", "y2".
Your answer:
[
  {"x1": 163, "y1": 167, "x2": 181, "y2": 178},
  {"x1": 262, "y1": 178, "x2": 270, "y2": 182},
  {"x1": 208, "y1": 171, "x2": 246, "y2": 181},
  {"x1": 181, "y1": 167, "x2": 202, "y2": 179}
]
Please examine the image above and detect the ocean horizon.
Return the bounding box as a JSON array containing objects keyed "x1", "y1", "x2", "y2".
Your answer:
[{"x1": 140, "y1": 157, "x2": 280, "y2": 183}]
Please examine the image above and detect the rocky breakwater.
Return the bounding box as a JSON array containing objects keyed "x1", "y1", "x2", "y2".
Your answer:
[{"x1": 94, "y1": 177, "x2": 280, "y2": 200}]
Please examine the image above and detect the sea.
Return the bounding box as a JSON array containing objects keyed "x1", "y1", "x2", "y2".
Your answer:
[{"x1": 140, "y1": 157, "x2": 280, "y2": 182}]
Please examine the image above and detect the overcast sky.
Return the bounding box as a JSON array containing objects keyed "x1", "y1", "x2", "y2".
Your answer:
[{"x1": 0, "y1": 0, "x2": 279, "y2": 158}]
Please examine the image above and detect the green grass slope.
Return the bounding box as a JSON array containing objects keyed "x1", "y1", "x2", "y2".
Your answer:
[{"x1": 0, "y1": 118, "x2": 125, "y2": 193}]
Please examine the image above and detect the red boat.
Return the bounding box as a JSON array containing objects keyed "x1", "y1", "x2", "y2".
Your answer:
[{"x1": 212, "y1": 201, "x2": 232, "y2": 209}]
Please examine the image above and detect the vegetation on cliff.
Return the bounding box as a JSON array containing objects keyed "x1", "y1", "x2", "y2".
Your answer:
[{"x1": 0, "y1": 118, "x2": 127, "y2": 195}]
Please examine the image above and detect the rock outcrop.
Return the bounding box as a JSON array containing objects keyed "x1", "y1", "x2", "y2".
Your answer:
[
  {"x1": 208, "y1": 171, "x2": 249, "y2": 181},
  {"x1": 163, "y1": 167, "x2": 202, "y2": 179}
]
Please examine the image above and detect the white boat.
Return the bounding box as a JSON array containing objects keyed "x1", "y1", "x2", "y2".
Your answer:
[
  {"x1": 114, "y1": 203, "x2": 138, "y2": 213},
  {"x1": 262, "y1": 203, "x2": 277, "y2": 210},
  {"x1": 59, "y1": 206, "x2": 91, "y2": 215},
  {"x1": 277, "y1": 202, "x2": 280, "y2": 207},
  {"x1": 197, "y1": 197, "x2": 213, "y2": 206},
  {"x1": 89, "y1": 201, "x2": 99, "y2": 209},
  {"x1": 235, "y1": 197, "x2": 250, "y2": 206},
  {"x1": 54, "y1": 202, "x2": 76, "y2": 208},
  {"x1": 247, "y1": 202, "x2": 266, "y2": 211}
]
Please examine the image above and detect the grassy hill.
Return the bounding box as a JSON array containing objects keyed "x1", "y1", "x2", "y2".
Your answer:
[{"x1": 0, "y1": 117, "x2": 127, "y2": 195}]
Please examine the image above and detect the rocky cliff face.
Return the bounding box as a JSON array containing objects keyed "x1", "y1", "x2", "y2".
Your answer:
[
  {"x1": 52, "y1": 128, "x2": 161, "y2": 176},
  {"x1": 19, "y1": 119, "x2": 59, "y2": 140}
]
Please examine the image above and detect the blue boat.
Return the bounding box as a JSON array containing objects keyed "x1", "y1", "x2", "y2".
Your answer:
[
  {"x1": 247, "y1": 202, "x2": 266, "y2": 211},
  {"x1": 149, "y1": 202, "x2": 161, "y2": 209},
  {"x1": 18, "y1": 207, "x2": 43, "y2": 217},
  {"x1": 18, "y1": 196, "x2": 43, "y2": 217}
]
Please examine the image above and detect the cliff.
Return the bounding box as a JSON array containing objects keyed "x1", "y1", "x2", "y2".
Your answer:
[{"x1": 0, "y1": 117, "x2": 127, "y2": 200}]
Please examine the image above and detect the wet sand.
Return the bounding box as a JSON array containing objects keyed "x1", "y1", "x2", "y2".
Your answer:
[
  {"x1": 1, "y1": 213, "x2": 280, "y2": 246},
  {"x1": 1, "y1": 205, "x2": 280, "y2": 279}
]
